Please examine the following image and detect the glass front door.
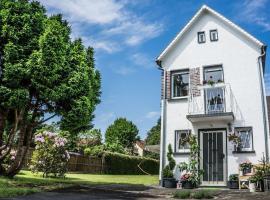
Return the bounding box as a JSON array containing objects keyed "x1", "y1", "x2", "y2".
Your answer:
[{"x1": 200, "y1": 130, "x2": 226, "y2": 186}]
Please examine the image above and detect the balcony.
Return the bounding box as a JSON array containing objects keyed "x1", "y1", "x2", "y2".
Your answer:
[{"x1": 187, "y1": 83, "x2": 235, "y2": 123}]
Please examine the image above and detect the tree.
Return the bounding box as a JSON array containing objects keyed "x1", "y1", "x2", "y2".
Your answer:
[
  {"x1": 145, "y1": 118, "x2": 161, "y2": 145},
  {"x1": 0, "y1": 0, "x2": 101, "y2": 177},
  {"x1": 105, "y1": 118, "x2": 138, "y2": 149}
]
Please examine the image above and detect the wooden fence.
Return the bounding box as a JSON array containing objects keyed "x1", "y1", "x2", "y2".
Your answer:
[{"x1": 24, "y1": 150, "x2": 104, "y2": 173}]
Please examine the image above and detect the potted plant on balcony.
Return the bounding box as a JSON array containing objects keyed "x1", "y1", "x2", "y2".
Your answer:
[
  {"x1": 240, "y1": 161, "x2": 252, "y2": 175},
  {"x1": 228, "y1": 174, "x2": 239, "y2": 189},
  {"x1": 180, "y1": 172, "x2": 195, "y2": 189},
  {"x1": 162, "y1": 144, "x2": 176, "y2": 188}
]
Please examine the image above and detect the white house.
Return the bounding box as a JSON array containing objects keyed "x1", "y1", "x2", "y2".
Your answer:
[{"x1": 156, "y1": 5, "x2": 269, "y2": 186}]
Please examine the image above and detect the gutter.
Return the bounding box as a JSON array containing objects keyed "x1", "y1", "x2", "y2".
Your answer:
[
  {"x1": 258, "y1": 45, "x2": 269, "y2": 162},
  {"x1": 156, "y1": 59, "x2": 166, "y2": 185}
]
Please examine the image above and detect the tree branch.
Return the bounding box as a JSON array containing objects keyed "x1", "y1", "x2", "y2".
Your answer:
[{"x1": 37, "y1": 114, "x2": 57, "y2": 125}]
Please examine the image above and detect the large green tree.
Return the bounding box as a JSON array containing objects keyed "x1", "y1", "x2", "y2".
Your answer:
[
  {"x1": 145, "y1": 118, "x2": 161, "y2": 145},
  {"x1": 0, "y1": 0, "x2": 101, "y2": 177},
  {"x1": 105, "y1": 118, "x2": 138, "y2": 149}
]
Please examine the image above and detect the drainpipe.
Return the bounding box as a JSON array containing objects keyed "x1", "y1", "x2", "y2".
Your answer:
[
  {"x1": 156, "y1": 60, "x2": 166, "y2": 185},
  {"x1": 257, "y1": 45, "x2": 269, "y2": 162}
]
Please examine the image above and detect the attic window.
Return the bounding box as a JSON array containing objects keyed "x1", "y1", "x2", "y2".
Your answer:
[
  {"x1": 210, "y1": 30, "x2": 218, "y2": 41},
  {"x1": 197, "y1": 31, "x2": 205, "y2": 43}
]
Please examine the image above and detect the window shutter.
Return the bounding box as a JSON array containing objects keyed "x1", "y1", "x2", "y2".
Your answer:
[
  {"x1": 190, "y1": 67, "x2": 201, "y2": 97},
  {"x1": 165, "y1": 71, "x2": 171, "y2": 99}
]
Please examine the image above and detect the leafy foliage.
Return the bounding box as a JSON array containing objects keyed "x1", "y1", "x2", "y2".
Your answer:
[
  {"x1": 162, "y1": 144, "x2": 176, "y2": 178},
  {"x1": 0, "y1": 0, "x2": 101, "y2": 176},
  {"x1": 105, "y1": 118, "x2": 138, "y2": 148},
  {"x1": 84, "y1": 142, "x2": 127, "y2": 156},
  {"x1": 103, "y1": 152, "x2": 159, "y2": 175},
  {"x1": 30, "y1": 131, "x2": 70, "y2": 177},
  {"x1": 145, "y1": 118, "x2": 160, "y2": 145}
]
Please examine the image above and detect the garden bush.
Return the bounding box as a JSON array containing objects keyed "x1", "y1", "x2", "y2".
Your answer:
[
  {"x1": 30, "y1": 131, "x2": 70, "y2": 177},
  {"x1": 103, "y1": 152, "x2": 159, "y2": 175},
  {"x1": 173, "y1": 190, "x2": 191, "y2": 199},
  {"x1": 174, "y1": 189, "x2": 215, "y2": 199}
]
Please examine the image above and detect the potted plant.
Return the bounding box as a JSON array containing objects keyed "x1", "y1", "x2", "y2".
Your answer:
[
  {"x1": 180, "y1": 172, "x2": 195, "y2": 189},
  {"x1": 249, "y1": 176, "x2": 256, "y2": 192},
  {"x1": 228, "y1": 174, "x2": 239, "y2": 189},
  {"x1": 162, "y1": 144, "x2": 176, "y2": 188},
  {"x1": 240, "y1": 161, "x2": 252, "y2": 175},
  {"x1": 228, "y1": 133, "x2": 241, "y2": 151}
]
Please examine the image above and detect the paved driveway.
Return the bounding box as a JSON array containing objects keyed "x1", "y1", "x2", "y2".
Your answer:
[{"x1": 3, "y1": 184, "x2": 270, "y2": 200}]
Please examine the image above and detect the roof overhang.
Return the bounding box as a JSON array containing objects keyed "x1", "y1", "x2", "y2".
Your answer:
[{"x1": 156, "y1": 5, "x2": 265, "y2": 67}]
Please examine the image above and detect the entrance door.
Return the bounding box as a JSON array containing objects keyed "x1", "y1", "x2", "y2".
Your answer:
[{"x1": 200, "y1": 130, "x2": 226, "y2": 186}]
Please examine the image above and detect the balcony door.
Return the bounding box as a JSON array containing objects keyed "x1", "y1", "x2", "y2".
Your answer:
[{"x1": 203, "y1": 66, "x2": 225, "y2": 114}]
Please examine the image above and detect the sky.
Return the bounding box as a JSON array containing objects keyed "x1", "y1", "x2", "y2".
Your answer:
[{"x1": 38, "y1": 0, "x2": 270, "y2": 139}]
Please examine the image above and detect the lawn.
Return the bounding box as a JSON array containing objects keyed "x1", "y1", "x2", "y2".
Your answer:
[{"x1": 0, "y1": 170, "x2": 159, "y2": 198}]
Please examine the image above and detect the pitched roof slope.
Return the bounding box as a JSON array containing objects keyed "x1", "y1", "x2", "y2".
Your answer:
[{"x1": 156, "y1": 5, "x2": 265, "y2": 62}]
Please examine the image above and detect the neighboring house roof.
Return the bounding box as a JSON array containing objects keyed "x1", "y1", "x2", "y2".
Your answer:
[
  {"x1": 135, "y1": 140, "x2": 145, "y2": 149},
  {"x1": 144, "y1": 145, "x2": 160, "y2": 154},
  {"x1": 156, "y1": 5, "x2": 265, "y2": 63},
  {"x1": 267, "y1": 96, "x2": 270, "y2": 133}
]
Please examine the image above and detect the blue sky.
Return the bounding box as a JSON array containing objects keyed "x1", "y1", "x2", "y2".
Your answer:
[{"x1": 38, "y1": 0, "x2": 270, "y2": 139}]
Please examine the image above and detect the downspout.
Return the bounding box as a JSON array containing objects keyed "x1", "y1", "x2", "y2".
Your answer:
[
  {"x1": 156, "y1": 60, "x2": 167, "y2": 185},
  {"x1": 258, "y1": 45, "x2": 269, "y2": 162}
]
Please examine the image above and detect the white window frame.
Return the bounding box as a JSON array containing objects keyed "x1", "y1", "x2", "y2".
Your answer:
[
  {"x1": 235, "y1": 127, "x2": 253, "y2": 151},
  {"x1": 198, "y1": 31, "x2": 206, "y2": 43},
  {"x1": 210, "y1": 29, "x2": 218, "y2": 42},
  {"x1": 175, "y1": 130, "x2": 191, "y2": 153},
  {"x1": 171, "y1": 70, "x2": 190, "y2": 99}
]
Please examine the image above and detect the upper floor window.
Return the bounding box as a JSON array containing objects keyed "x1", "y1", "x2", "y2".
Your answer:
[
  {"x1": 171, "y1": 70, "x2": 189, "y2": 98},
  {"x1": 197, "y1": 31, "x2": 206, "y2": 43},
  {"x1": 210, "y1": 30, "x2": 218, "y2": 41},
  {"x1": 235, "y1": 127, "x2": 253, "y2": 151},
  {"x1": 175, "y1": 130, "x2": 191, "y2": 152},
  {"x1": 203, "y1": 65, "x2": 223, "y2": 83}
]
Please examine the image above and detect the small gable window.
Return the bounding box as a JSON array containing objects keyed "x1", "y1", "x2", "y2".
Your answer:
[
  {"x1": 175, "y1": 130, "x2": 191, "y2": 152},
  {"x1": 210, "y1": 30, "x2": 218, "y2": 41},
  {"x1": 197, "y1": 31, "x2": 206, "y2": 43}
]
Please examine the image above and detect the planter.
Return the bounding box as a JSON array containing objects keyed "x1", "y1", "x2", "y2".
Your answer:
[
  {"x1": 163, "y1": 178, "x2": 176, "y2": 188},
  {"x1": 242, "y1": 168, "x2": 251, "y2": 175},
  {"x1": 249, "y1": 183, "x2": 255, "y2": 192},
  {"x1": 228, "y1": 181, "x2": 239, "y2": 189},
  {"x1": 263, "y1": 175, "x2": 270, "y2": 191},
  {"x1": 182, "y1": 181, "x2": 195, "y2": 189}
]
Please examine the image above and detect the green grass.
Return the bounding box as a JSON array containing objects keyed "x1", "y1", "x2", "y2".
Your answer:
[
  {"x1": 0, "y1": 170, "x2": 158, "y2": 198},
  {"x1": 174, "y1": 189, "x2": 218, "y2": 199}
]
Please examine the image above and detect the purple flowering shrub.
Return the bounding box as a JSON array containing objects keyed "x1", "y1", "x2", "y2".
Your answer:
[{"x1": 30, "y1": 131, "x2": 70, "y2": 177}]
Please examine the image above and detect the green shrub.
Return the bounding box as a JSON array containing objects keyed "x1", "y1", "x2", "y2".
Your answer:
[
  {"x1": 103, "y1": 152, "x2": 159, "y2": 175},
  {"x1": 162, "y1": 165, "x2": 173, "y2": 178},
  {"x1": 162, "y1": 144, "x2": 175, "y2": 178},
  {"x1": 174, "y1": 190, "x2": 191, "y2": 199},
  {"x1": 143, "y1": 150, "x2": 159, "y2": 160},
  {"x1": 191, "y1": 190, "x2": 214, "y2": 199},
  {"x1": 30, "y1": 131, "x2": 70, "y2": 177}
]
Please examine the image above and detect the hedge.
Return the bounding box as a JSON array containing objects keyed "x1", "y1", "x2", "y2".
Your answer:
[{"x1": 103, "y1": 152, "x2": 159, "y2": 175}]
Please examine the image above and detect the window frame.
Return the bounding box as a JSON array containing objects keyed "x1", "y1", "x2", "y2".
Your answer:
[
  {"x1": 171, "y1": 69, "x2": 190, "y2": 99},
  {"x1": 197, "y1": 31, "x2": 206, "y2": 44},
  {"x1": 235, "y1": 127, "x2": 254, "y2": 152},
  {"x1": 175, "y1": 130, "x2": 191, "y2": 153},
  {"x1": 210, "y1": 29, "x2": 218, "y2": 42}
]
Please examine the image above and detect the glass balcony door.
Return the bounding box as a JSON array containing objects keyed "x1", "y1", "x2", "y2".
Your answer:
[{"x1": 205, "y1": 87, "x2": 225, "y2": 114}]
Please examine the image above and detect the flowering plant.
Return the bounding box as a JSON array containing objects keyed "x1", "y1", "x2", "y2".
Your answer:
[
  {"x1": 228, "y1": 133, "x2": 241, "y2": 145},
  {"x1": 30, "y1": 131, "x2": 70, "y2": 177},
  {"x1": 240, "y1": 161, "x2": 252, "y2": 170},
  {"x1": 180, "y1": 172, "x2": 192, "y2": 182}
]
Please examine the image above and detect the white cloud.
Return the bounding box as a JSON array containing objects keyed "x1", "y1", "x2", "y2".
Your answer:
[
  {"x1": 145, "y1": 111, "x2": 160, "y2": 119},
  {"x1": 38, "y1": 0, "x2": 164, "y2": 53},
  {"x1": 114, "y1": 66, "x2": 135, "y2": 75},
  {"x1": 238, "y1": 0, "x2": 270, "y2": 31},
  {"x1": 131, "y1": 53, "x2": 154, "y2": 69}
]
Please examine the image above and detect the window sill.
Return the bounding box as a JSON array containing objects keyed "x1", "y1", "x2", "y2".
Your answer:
[
  {"x1": 232, "y1": 150, "x2": 255, "y2": 154},
  {"x1": 169, "y1": 96, "x2": 189, "y2": 101},
  {"x1": 173, "y1": 152, "x2": 190, "y2": 155}
]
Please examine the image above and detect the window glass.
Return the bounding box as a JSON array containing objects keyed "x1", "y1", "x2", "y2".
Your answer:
[
  {"x1": 235, "y1": 128, "x2": 253, "y2": 151},
  {"x1": 198, "y1": 32, "x2": 205, "y2": 43},
  {"x1": 172, "y1": 71, "x2": 189, "y2": 98},
  {"x1": 176, "y1": 130, "x2": 191, "y2": 151},
  {"x1": 210, "y1": 30, "x2": 218, "y2": 41},
  {"x1": 204, "y1": 66, "x2": 223, "y2": 82}
]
